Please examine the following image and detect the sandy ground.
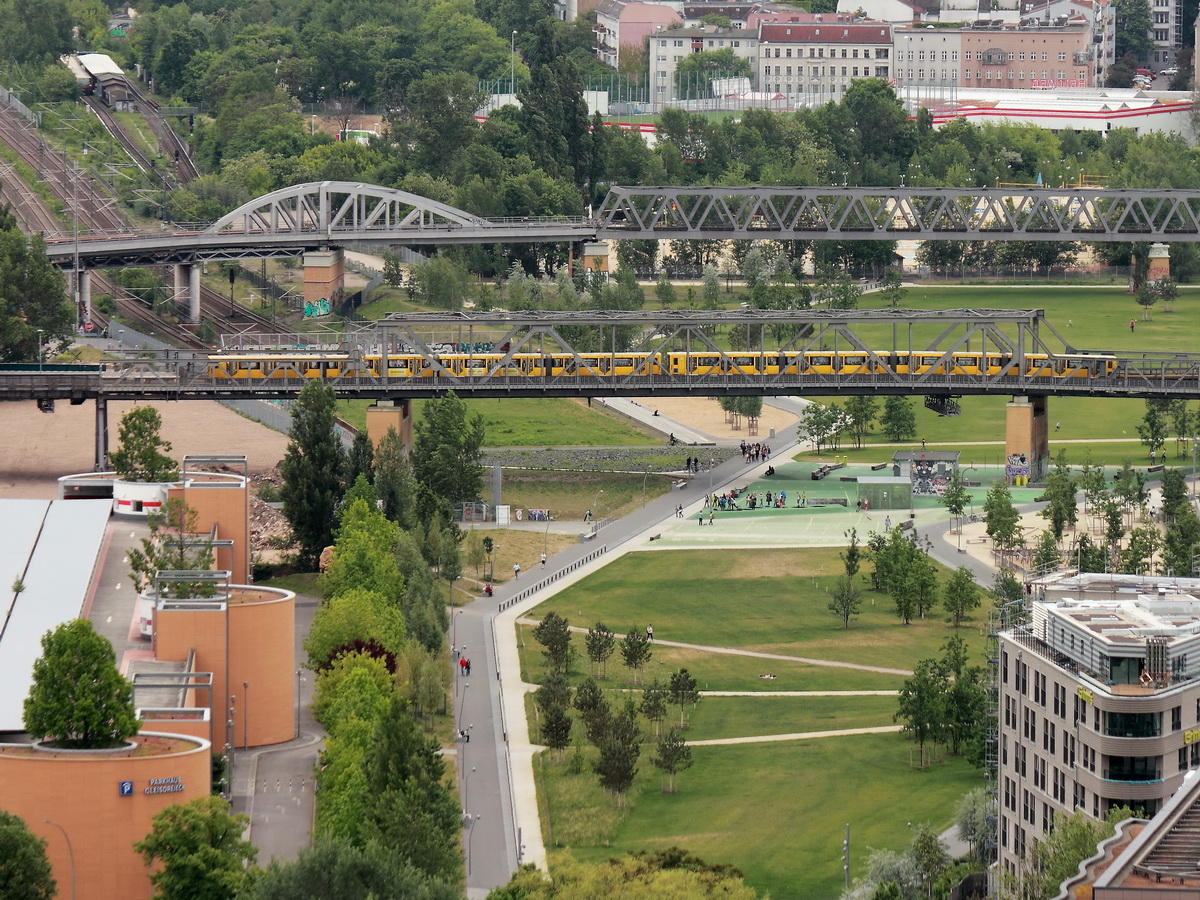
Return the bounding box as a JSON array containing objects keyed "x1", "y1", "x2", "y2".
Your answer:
[
  {"x1": 0, "y1": 400, "x2": 290, "y2": 499},
  {"x1": 636, "y1": 396, "x2": 798, "y2": 442}
]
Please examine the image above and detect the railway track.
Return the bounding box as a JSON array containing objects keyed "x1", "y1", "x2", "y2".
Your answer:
[{"x1": 124, "y1": 82, "x2": 200, "y2": 184}]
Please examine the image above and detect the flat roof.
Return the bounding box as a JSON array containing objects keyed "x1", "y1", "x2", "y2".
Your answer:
[
  {"x1": 77, "y1": 53, "x2": 124, "y2": 77},
  {"x1": 0, "y1": 500, "x2": 110, "y2": 732}
]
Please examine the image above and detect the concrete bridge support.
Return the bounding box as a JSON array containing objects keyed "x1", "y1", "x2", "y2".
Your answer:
[
  {"x1": 1005, "y1": 395, "x2": 1049, "y2": 486},
  {"x1": 1147, "y1": 243, "x2": 1171, "y2": 282},
  {"x1": 366, "y1": 399, "x2": 412, "y2": 450},
  {"x1": 95, "y1": 396, "x2": 109, "y2": 471},
  {"x1": 174, "y1": 264, "x2": 201, "y2": 323},
  {"x1": 303, "y1": 250, "x2": 344, "y2": 309}
]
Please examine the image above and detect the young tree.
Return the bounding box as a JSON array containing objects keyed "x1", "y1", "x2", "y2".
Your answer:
[
  {"x1": 651, "y1": 728, "x2": 694, "y2": 793},
  {"x1": 640, "y1": 679, "x2": 669, "y2": 738},
  {"x1": 1040, "y1": 454, "x2": 1078, "y2": 541},
  {"x1": 992, "y1": 569, "x2": 1025, "y2": 607},
  {"x1": 374, "y1": 427, "x2": 418, "y2": 530},
  {"x1": 593, "y1": 706, "x2": 641, "y2": 805},
  {"x1": 983, "y1": 481, "x2": 1022, "y2": 554},
  {"x1": 281, "y1": 382, "x2": 346, "y2": 569},
  {"x1": 828, "y1": 575, "x2": 864, "y2": 629},
  {"x1": 135, "y1": 796, "x2": 256, "y2": 900},
  {"x1": 24, "y1": 619, "x2": 139, "y2": 748},
  {"x1": 700, "y1": 264, "x2": 722, "y2": 308},
  {"x1": 322, "y1": 501, "x2": 406, "y2": 603},
  {"x1": 533, "y1": 612, "x2": 572, "y2": 674},
  {"x1": 1163, "y1": 504, "x2": 1200, "y2": 576},
  {"x1": 841, "y1": 526, "x2": 863, "y2": 579},
  {"x1": 956, "y1": 787, "x2": 997, "y2": 865},
  {"x1": 109, "y1": 406, "x2": 179, "y2": 482},
  {"x1": 573, "y1": 678, "x2": 611, "y2": 745},
  {"x1": 1162, "y1": 467, "x2": 1189, "y2": 523},
  {"x1": 941, "y1": 469, "x2": 971, "y2": 533},
  {"x1": 909, "y1": 823, "x2": 950, "y2": 900},
  {"x1": 585, "y1": 621, "x2": 617, "y2": 679},
  {"x1": 1121, "y1": 524, "x2": 1162, "y2": 575},
  {"x1": 880, "y1": 396, "x2": 917, "y2": 442},
  {"x1": 410, "y1": 391, "x2": 485, "y2": 503},
  {"x1": 879, "y1": 267, "x2": 907, "y2": 308},
  {"x1": 654, "y1": 271, "x2": 676, "y2": 308},
  {"x1": 619, "y1": 627, "x2": 652, "y2": 684},
  {"x1": 0, "y1": 810, "x2": 55, "y2": 900},
  {"x1": 1137, "y1": 401, "x2": 1168, "y2": 459},
  {"x1": 942, "y1": 566, "x2": 981, "y2": 628},
  {"x1": 668, "y1": 668, "x2": 700, "y2": 729},
  {"x1": 127, "y1": 498, "x2": 216, "y2": 597},
  {"x1": 844, "y1": 395, "x2": 878, "y2": 449},
  {"x1": 894, "y1": 658, "x2": 946, "y2": 752},
  {"x1": 305, "y1": 588, "x2": 407, "y2": 669}
]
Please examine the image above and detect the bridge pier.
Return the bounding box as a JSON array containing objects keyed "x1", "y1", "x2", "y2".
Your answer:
[
  {"x1": 79, "y1": 270, "x2": 91, "y2": 324},
  {"x1": 95, "y1": 396, "x2": 109, "y2": 471},
  {"x1": 303, "y1": 250, "x2": 344, "y2": 309},
  {"x1": 1005, "y1": 395, "x2": 1049, "y2": 486},
  {"x1": 174, "y1": 264, "x2": 201, "y2": 323},
  {"x1": 1148, "y1": 243, "x2": 1171, "y2": 282},
  {"x1": 366, "y1": 399, "x2": 412, "y2": 450}
]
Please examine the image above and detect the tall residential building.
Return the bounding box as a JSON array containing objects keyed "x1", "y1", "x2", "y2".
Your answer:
[
  {"x1": 997, "y1": 574, "x2": 1200, "y2": 881},
  {"x1": 648, "y1": 25, "x2": 760, "y2": 102}
]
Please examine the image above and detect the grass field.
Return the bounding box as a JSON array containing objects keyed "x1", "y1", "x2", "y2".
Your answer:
[
  {"x1": 500, "y1": 470, "x2": 674, "y2": 520},
  {"x1": 528, "y1": 548, "x2": 988, "y2": 670},
  {"x1": 539, "y1": 735, "x2": 980, "y2": 900},
  {"x1": 335, "y1": 396, "x2": 660, "y2": 447}
]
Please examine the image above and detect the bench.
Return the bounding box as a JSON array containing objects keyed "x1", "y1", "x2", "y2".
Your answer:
[
  {"x1": 898, "y1": 519, "x2": 914, "y2": 532},
  {"x1": 809, "y1": 497, "x2": 849, "y2": 507},
  {"x1": 966, "y1": 536, "x2": 989, "y2": 545},
  {"x1": 871, "y1": 462, "x2": 888, "y2": 471},
  {"x1": 674, "y1": 480, "x2": 688, "y2": 490},
  {"x1": 1148, "y1": 464, "x2": 1165, "y2": 473}
]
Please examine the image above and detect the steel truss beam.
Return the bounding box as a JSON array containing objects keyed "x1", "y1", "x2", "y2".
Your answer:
[{"x1": 597, "y1": 186, "x2": 1200, "y2": 242}]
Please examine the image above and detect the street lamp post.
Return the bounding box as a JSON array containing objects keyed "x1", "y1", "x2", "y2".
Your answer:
[
  {"x1": 295, "y1": 669, "x2": 302, "y2": 738},
  {"x1": 464, "y1": 766, "x2": 477, "y2": 811},
  {"x1": 44, "y1": 819, "x2": 75, "y2": 900},
  {"x1": 36, "y1": 329, "x2": 43, "y2": 370},
  {"x1": 511, "y1": 32, "x2": 518, "y2": 96},
  {"x1": 468, "y1": 813, "x2": 482, "y2": 876},
  {"x1": 590, "y1": 488, "x2": 604, "y2": 525},
  {"x1": 453, "y1": 609, "x2": 463, "y2": 649},
  {"x1": 458, "y1": 681, "x2": 470, "y2": 727}
]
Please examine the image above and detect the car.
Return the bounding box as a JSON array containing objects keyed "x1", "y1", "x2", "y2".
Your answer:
[
  {"x1": 1161, "y1": 67, "x2": 1179, "y2": 77},
  {"x1": 1136, "y1": 68, "x2": 1156, "y2": 79}
]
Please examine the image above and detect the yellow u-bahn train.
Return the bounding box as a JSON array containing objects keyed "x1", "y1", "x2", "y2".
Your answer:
[{"x1": 205, "y1": 349, "x2": 1121, "y2": 380}]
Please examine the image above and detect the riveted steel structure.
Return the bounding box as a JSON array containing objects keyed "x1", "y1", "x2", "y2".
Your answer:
[
  {"x1": 41, "y1": 183, "x2": 1200, "y2": 270},
  {"x1": 597, "y1": 186, "x2": 1200, "y2": 242}
]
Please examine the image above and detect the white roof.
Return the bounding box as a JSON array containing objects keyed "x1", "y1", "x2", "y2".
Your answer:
[
  {"x1": 77, "y1": 53, "x2": 124, "y2": 77},
  {"x1": 0, "y1": 500, "x2": 111, "y2": 732}
]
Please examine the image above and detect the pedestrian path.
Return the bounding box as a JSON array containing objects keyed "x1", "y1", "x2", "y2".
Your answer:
[
  {"x1": 689, "y1": 725, "x2": 903, "y2": 746},
  {"x1": 514, "y1": 618, "x2": 913, "y2": 676},
  {"x1": 599, "y1": 397, "x2": 716, "y2": 445}
]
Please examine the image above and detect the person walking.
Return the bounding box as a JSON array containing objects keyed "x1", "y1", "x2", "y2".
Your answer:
[
  {"x1": 540, "y1": 551, "x2": 547, "y2": 568},
  {"x1": 513, "y1": 562, "x2": 520, "y2": 579},
  {"x1": 1130, "y1": 319, "x2": 1136, "y2": 332},
  {"x1": 646, "y1": 624, "x2": 654, "y2": 642}
]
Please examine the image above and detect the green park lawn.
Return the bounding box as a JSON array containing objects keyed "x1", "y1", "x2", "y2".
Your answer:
[
  {"x1": 538, "y1": 735, "x2": 980, "y2": 900},
  {"x1": 336, "y1": 396, "x2": 660, "y2": 446},
  {"x1": 500, "y1": 470, "x2": 674, "y2": 520},
  {"x1": 527, "y1": 548, "x2": 989, "y2": 672}
]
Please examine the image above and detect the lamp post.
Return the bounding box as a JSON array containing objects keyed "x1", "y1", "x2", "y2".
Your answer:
[
  {"x1": 44, "y1": 819, "x2": 75, "y2": 900},
  {"x1": 458, "y1": 681, "x2": 470, "y2": 727},
  {"x1": 468, "y1": 813, "x2": 482, "y2": 876},
  {"x1": 453, "y1": 609, "x2": 463, "y2": 649},
  {"x1": 590, "y1": 488, "x2": 604, "y2": 524},
  {"x1": 295, "y1": 669, "x2": 302, "y2": 738},
  {"x1": 464, "y1": 765, "x2": 477, "y2": 811},
  {"x1": 36, "y1": 329, "x2": 43, "y2": 370},
  {"x1": 511, "y1": 31, "x2": 518, "y2": 96}
]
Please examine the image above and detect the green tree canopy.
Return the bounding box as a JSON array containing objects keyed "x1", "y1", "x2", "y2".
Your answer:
[
  {"x1": 109, "y1": 406, "x2": 179, "y2": 483},
  {"x1": 0, "y1": 810, "x2": 55, "y2": 900},
  {"x1": 127, "y1": 498, "x2": 216, "y2": 598},
  {"x1": 135, "y1": 796, "x2": 256, "y2": 900},
  {"x1": 24, "y1": 619, "x2": 139, "y2": 749},
  {"x1": 251, "y1": 837, "x2": 459, "y2": 900},
  {"x1": 411, "y1": 391, "x2": 485, "y2": 503},
  {"x1": 281, "y1": 382, "x2": 346, "y2": 569}
]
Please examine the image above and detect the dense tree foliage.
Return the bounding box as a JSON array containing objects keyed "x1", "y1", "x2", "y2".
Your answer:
[
  {"x1": 109, "y1": 406, "x2": 179, "y2": 483},
  {"x1": 24, "y1": 619, "x2": 139, "y2": 748},
  {"x1": 135, "y1": 796, "x2": 256, "y2": 900},
  {"x1": 0, "y1": 810, "x2": 56, "y2": 900},
  {"x1": 280, "y1": 382, "x2": 345, "y2": 569}
]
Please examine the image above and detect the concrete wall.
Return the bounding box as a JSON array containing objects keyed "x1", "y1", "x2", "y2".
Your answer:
[{"x1": 0, "y1": 733, "x2": 211, "y2": 900}]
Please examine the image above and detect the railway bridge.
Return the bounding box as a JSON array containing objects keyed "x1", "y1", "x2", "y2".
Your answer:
[
  {"x1": 7, "y1": 309, "x2": 1200, "y2": 480},
  {"x1": 40, "y1": 182, "x2": 1200, "y2": 324}
]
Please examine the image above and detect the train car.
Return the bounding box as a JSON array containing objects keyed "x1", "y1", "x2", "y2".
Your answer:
[{"x1": 207, "y1": 353, "x2": 369, "y2": 379}]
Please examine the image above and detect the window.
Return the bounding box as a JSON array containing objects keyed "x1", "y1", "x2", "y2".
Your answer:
[
  {"x1": 1041, "y1": 52, "x2": 1049, "y2": 60},
  {"x1": 853, "y1": 66, "x2": 859, "y2": 76},
  {"x1": 733, "y1": 40, "x2": 740, "y2": 47},
  {"x1": 876, "y1": 48, "x2": 888, "y2": 59},
  {"x1": 786, "y1": 66, "x2": 792, "y2": 75},
  {"x1": 774, "y1": 48, "x2": 781, "y2": 57},
  {"x1": 1019, "y1": 51, "x2": 1026, "y2": 60},
  {"x1": 951, "y1": 50, "x2": 958, "y2": 60},
  {"x1": 1058, "y1": 51, "x2": 1067, "y2": 60},
  {"x1": 1180, "y1": 747, "x2": 1188, "y2": 772},
  {"x1": 658, "y1": 39, "x2": 666, "y2": 47},
  {"x1": 786, "y1": 48, "x2": 792, "y2": 57},
  {"x1": 1008, "y1": 51, "x2": 1015, "y2": 60},
  {"x1": 1044, "y1": 721, "x2": 1056, "y2": 754},
  {"x1": 919, "y1": 68, "x2": 925, "y2": 79},
  {"x1": 774, "y1": 66, "x2": 780, "y2": 75},
  {"x1": 919, "y1": 50, "x2": 926, "y2": 60},
  {"x1": 842, "y1": 66, "x2": 847, "y2": 75}
]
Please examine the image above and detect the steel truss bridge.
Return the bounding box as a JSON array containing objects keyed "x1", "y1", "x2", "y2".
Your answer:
[
  {"x1": 7, "y1": 309, "x2": 1200, "y2": 405},
  {"x1": 39, "y1": 183, "x2": 1200, "y2": 269}
]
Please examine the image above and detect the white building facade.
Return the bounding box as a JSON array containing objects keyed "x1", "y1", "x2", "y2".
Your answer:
[
  {"x1": 649, "y1": 25, "x2": 760, "y2": 102},
  {"x1": 997, "y1": 577, "x2": 1200, "y2": 881},
  {"x1": 757, "y1": 21, "x2": 892, "y2": 106}
]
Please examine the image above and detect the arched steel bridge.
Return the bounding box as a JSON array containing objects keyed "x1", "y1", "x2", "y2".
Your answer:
[
  {"x1": 40, "y1": 182, "x2": 1200, "y2": 268},
  {"x1": 7, "y1": 309, "x2": 1200, "y2": 404}
]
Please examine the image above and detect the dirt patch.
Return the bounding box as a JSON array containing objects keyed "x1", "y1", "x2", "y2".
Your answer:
[
  {"x1": 637, "y1": 397, "x2": 798, "y2": 442},
  {"x1": 0, "y1": 399, "x2": 289, "y2": 499},
  {"x1": 717, "y1": 548, "x2": 838, "y2": 580}
]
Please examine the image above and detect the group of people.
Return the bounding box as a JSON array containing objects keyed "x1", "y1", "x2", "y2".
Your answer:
[
  {"x1": 458, "y1": 656, "x2": 473, "y2": 676},
  {"x1": 706, "y1": 489, "x2": 805, "y2": 511},
  {"x1": 682, "y1": 456, "x2": 702, "y2": 473},
  {"x1": 740, "y1": 441, "x2": 772, "y2": 463}
]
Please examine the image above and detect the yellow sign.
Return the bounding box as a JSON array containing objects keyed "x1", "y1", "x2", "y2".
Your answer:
[
  {"x1": 1185, "y1": 729, "x2": 1200, "y2": 745},
  {"x1": 1076, "y1": 687, "x2": 1093, "y2": 704}
]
